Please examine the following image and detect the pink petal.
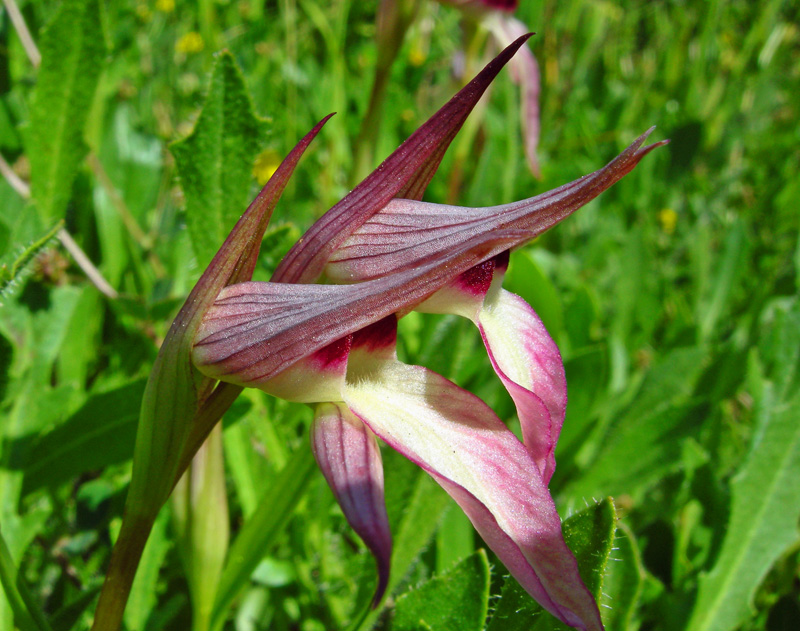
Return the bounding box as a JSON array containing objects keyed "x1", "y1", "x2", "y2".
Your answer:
[
  {"x1": 477, "y1": 286, "x2": 565, "y2": 483},
  {"x1": 311, "y1": 402, "x2": 391, "y2": 607},
  {"x1": 325, "y1": 129, "x2": 667, "y2": 283},
  {"x1": 272, "y1": 34, "x2": 534, "y2": 284},
  {"x1": 486, "y1": 15, "x2": 541, "y2": 176},
  {"x1": 416, "y1": 255, "x2": 565, "y2": 482},
  {"x1": 342, "y1": 322, "x2": 603, "y2": 631}
]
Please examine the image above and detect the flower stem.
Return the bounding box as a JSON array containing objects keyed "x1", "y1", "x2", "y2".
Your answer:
[{"x1": 90, "y1": 514, "x2": 155, "y2": 631}]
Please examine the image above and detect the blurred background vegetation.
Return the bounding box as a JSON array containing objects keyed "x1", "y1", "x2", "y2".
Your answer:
[{"x1": 0, "y1": 1, "x2": 798, "y2": 630}]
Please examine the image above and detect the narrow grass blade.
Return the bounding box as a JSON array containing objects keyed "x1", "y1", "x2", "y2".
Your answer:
[
  {"x1": 210, "y1": 435, "x2": 316, "y2": 631},
  {"x1": 0, "y1": 525, "x2": 53, "y2": 631}
]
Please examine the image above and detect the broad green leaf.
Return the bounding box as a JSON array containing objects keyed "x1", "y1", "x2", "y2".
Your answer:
[
  {"x1": 124, "y1": 508, "x2": 171, "y2": 631},
  {"x1": 488, "y1": 498, "x2": 617, "y2": 631},
  {"x1": 21, "y1": 380, "x2": 145, "y2": 495},
  {"x1": 435, "y1": 505, "x2": 474, "y2": 573},
  {"x1": 686, "y1": 374, "x2": 800, "y2": 630},
  {"x1": 27, "y1": 0, "x2": 107, "y2": 223},
  {"x1": 565, "y1": 347, "x2": 707, "y2": 501},
  {"x1": 171, "y1": 51, "x2": 267, "y2": 270},
  {"x1": 391, "y1": 550, "x2": 490, "y2": 631}
]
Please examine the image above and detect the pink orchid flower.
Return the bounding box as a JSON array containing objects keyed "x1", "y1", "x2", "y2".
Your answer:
[
  {"x1": 189, "y1": 35, "x2": 664, "y2": 631},
  {"x1": 437, "y1": 0, "x2": 542, "y2": 176}
]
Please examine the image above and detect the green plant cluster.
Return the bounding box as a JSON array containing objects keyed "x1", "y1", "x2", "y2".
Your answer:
[{"x1": 0, "y1": 1, "x2": 798, "y2": 630}]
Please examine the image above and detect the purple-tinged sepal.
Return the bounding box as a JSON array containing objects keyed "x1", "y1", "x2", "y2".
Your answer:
[
  {"x1": 273, "y1": 34, "x2": 534, "y2": 284},
  {"x1": 324, "y1": 128, "x2": 667, "y2": 284},
  {"x1": 311, "y1": 402, "x2": 392, "y2": 607}
]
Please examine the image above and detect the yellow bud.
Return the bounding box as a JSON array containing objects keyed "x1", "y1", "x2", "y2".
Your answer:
[{"x1": 658, "y1": 208, "x2": 678, "y2": 235}]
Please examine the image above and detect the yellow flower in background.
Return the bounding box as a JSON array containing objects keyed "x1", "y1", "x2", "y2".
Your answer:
[
  {"x1": 176, "y1": 32, "x2": 205, "y2": 55},
  {"x1": 658, "y1": 208, "x2": 678, "y2": 235},
  {"x1": 253, "y1": 149, "x2": 281, "y2": 186},
  {"x1": 156, "y1": 0, "x2": 175, "y2": 13}
]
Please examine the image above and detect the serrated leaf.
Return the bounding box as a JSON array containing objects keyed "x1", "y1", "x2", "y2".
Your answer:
[
  {"x1": 686, "y1": 386, "x2": 800, "y2": 630},
  {"x1": 27, "y1": 0, "x2": 107, "y2": 223},
  {"x1": 487, "y1": 498, "x2": 617, "y2": 631},
  {"x1": 602, "y1": 522, "x2": 644, "y2": 631},
  {"x1": 172, "y1": 51, "x2": 267, "y2": 270},
  {"x1": 392, "y1": 550, "x2": 490, "y2": 631},
  {"x1": 0, "y1": 221, "x2": 62, "y2": 300},
  {"x1": 21, "y1": 380, "x2": 145, "y2": 495}
]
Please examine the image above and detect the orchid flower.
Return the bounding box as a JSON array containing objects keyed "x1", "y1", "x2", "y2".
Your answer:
[
  {"x1": 186, "y1": 35, "x2": 665, "y2": 631},
  {"x1": 436, "y1": 0, "x2": 542, "y2": 176}
]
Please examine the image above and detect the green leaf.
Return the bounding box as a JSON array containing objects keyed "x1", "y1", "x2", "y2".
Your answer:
[
  {"x1": 487, "y1": 498, "x2": 617, "y2": 631},
  {"x1": 50, "y1": 586, "x2": 101, "y2": 631},
  {"x1": 21, "y1": 380, "x2": 145, "y2": 495},
  {"x1": 0, "y1": 525, "x2": 53, "y2": 631},
  {"x1": 565, "y1": 347, "x2": 707, "y2": 501},
  {"x1": 171, "y1": 51, "x2": 268, "y2": 270},
  {"x1": 391, "y1": 550, "x2": 490, "y2": 631},
  {"x1": 124, "y1": 508, "x2": 171, "y2": 631},
  {"x1": 686, "y1": 375, "x2": 800, "y2": 630},
  {"x1": 0, "y1": 221, "x2": 62, "y2": 301},
  {"x1": 27, "y1": 0, "x2": 107, "y2": 223},
  {"x1": 210, "y1": 435, "x2": 317, "y2": 631},
  {"x1": 602, "y1": 522, "x2": 644, "y2": 631}
]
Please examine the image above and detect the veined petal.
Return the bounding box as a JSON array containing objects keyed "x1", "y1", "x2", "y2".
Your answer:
[
  {"x1": 343, "y1": 321, "x2": 602, "y2": 631},
  {"x1": 311, "y1": 403, "x2": 391, "y2": 607},
  {"x1": 325, "y1": 129, "x2": 667, "y2": 284},
  {"x1": 273, "y1": 34, "x2": 534, "y2": 284},
  {"x1": 192, "y1": 230, "x2": 529, "y2": 385},
  {"x1": 416, "y1": 254, "x2": 565, "y2": 481}
]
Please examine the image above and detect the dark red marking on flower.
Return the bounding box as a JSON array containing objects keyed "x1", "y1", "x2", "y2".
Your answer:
[
  {"x1": 482, "y1": 0, "x2": 518, "y2": 11},
  {"x1": 311, "y1": 335, "x2": 352, "y2": 369},
  {"x1": 455, "y1": 258, "x2": 495, "y2": 297},
  {"x1": 352, "y1": 316, "x2": 398, "y2": 351},
  {"x1": 492, "y1": 250, "x2": 510, "y2": 274}
]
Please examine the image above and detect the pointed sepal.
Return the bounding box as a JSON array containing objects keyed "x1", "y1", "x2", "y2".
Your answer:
[
  {"x1": 325, "y1": 129, "x2": 667, "y2": 283},
  {"x1": 273, "y1": 34, "x2": 534, "y2": 283}
]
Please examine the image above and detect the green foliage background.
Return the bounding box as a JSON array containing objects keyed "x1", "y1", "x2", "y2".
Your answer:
[{"x1": 0, "y1": 0, "x2": 798, "y2": 630}]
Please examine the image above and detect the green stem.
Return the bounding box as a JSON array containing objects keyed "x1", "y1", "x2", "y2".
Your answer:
[
  {"x1": 89, "y1": 515, "x2": 154, "y2": 631},
  {"x1": 0, "y1": 524, "x2": 53, "y2": 631},
  {"x1": 209, "y1": 434, "x2": 316, "y2": 631}
]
